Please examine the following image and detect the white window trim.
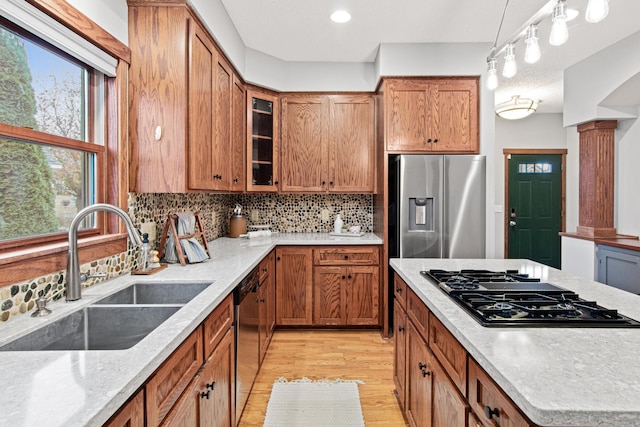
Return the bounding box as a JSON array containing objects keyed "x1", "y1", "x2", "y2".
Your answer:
[{"x1": 0, "y1": 0, "x2": 117, "y2": 76}]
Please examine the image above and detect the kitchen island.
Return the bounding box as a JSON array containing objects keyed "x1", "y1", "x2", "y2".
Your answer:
[
  {"x1": 390, "y1": 258, "x2": 640, "y2": 427},
  {"x1": 0, "y1": 233, "x2": 381, "y2": 427}
]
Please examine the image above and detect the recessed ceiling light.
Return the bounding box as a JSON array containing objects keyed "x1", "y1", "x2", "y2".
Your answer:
[{"x1": 330, "y1": 10, "x2": 351, "y2": 23}]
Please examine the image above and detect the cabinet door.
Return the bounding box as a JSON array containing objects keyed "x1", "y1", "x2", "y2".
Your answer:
[
  {"x1": 406, "y1": 322, "x2": 432, "y2": 427},
  {"x1": 280, "y1": 96, "x2": 329, "y2": 192},
  {"x1": 188, "y1": 22, "x2": 216, "y2": 191},
  {"x1": 431, "y1": 78, "x2": 478, "y2": 153},
  {"x1": 199, "y1": 330, "x2": 235, "y2": 427},
  {"x1": 346, "y1": 265, "x2": 379, "y2": 325},
  {"x1": 313, "y1": 266, "x2": 345, "y2": 325},
  {"x1": 275, "y1": 247, "x2": 313, "y2": 325},
  {"x1": 431, "y1": 356, "x2": 467, "y2": 427},
  {"x1": 393, "y1": 300, "x2": 408, "y2": 412},
  {"x1": 246, "y1": 90, "x2": 279, "y2": 192},
  {"x1": 328, "y1": 95, "x2": 375, "y2": 192},
  {"x1": 212, "y1": 55, "x2": 232, "y2": 190},
  {"x1": 230, "y1": 74, "x2": 246, "y2": 192},
  {"x1": 104, "y1": 389, "x2": 144, "y2": 427},
  {"x1": 385, "y1": 80, "x2": 430, "y2": 152}
]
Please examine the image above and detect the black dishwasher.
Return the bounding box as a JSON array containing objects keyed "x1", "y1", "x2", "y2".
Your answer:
[{"x1": 234, "y1": 268, "x2": 260, "y2": 423}]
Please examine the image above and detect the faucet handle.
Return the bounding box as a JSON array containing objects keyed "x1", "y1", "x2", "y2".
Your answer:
[{"x1": 79, "y1": 272, "x2": 108, "y2": 283}]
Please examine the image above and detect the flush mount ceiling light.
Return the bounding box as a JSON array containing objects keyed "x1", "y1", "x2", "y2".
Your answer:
[
  {"x1": 485, "y1": 0, "x2": 610, "y2": 90},
  {"x1": 495, "y1": 96, "x2": 540, "y2": 120},
  {"x1": 330, "y1": 10, "x2": 351, "y2": 23}
]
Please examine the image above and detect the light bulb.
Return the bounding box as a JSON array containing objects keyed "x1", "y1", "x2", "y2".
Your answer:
[
  {"x1": 486, "y1": 58, "x2": 498, "y2": 90},
  {"x1": 502, "y1": 44, "x2": 517, "y2": 79},
  {"x1": 585, "y1": 0, "x2": 609, "y2": 23},
  {"x1": 524, "y1": 25, "x2": 541, "y2": 64},
  {"x1": 549, "y1": 1, "x2": 569, "y2": 46}
]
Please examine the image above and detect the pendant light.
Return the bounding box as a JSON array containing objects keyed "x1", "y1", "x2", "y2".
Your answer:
[
  {"x1": 549, "y1": 0, "x2": 569, "y2": 46},
  {"x1": 486, "y1": 58, "x2": 498, "y2": 90},
  {"x1": 502, "y1": 44, "x2": 517, "y2": 78},
  {"x1": 524, "y1": 25, "x2": 541, "y2": 64},
  {"x1": 585, "y1": 0, "x2": 609, "y2": 23}
]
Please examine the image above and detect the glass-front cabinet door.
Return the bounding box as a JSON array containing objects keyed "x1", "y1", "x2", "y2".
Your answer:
[{"x1": 246, "y1": 89, "x2": 279, "y2": 192}]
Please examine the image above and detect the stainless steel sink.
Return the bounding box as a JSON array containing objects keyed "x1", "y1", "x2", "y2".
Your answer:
[
  {"x1": 93, "y1": 281, "x2": 212, "y2": 305},
  {"x1": 0, "y1": 305, "x2": 181, "y2": 351}
]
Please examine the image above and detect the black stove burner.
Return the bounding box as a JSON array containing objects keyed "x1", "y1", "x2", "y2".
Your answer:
[{"x1": 417, "y1": 268, "x2": 640, "y2": 327}]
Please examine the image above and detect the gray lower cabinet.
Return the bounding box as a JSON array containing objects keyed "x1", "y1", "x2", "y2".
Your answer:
[{"x1": 596, "y1": 245, "x2": 640, "y2": 294}]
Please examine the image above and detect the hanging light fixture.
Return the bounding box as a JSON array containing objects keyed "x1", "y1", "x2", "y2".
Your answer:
[
  {"x1": 486, "y1": 58, "x2": 498, "y2": 90},
  {"x1": 495, "y1": 96, "x2": 540, "y2": 120},
  {"x1": 502, "y1": 44, "x2": 517, "y2": 78},
  {"x1": 549, "y1": 0, "x2": 569, "y2": 46},
  {"x1": 524, "y1": 25, "x2": 541, "y2": 64},
  {"x1": 585, "y1": 0, "x2": 609, "y2": 23}
]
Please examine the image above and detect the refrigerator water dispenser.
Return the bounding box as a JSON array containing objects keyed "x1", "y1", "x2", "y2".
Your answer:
[{"x1": 409, "y1": 198, "x2": 433, "y2": 231}]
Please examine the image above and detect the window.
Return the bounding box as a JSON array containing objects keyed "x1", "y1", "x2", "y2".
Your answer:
[{"x1": 0, "y1": 17, "x2": 104, "y2": 247}]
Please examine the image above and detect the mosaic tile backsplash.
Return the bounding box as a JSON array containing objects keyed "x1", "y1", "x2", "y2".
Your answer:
[{"x1": 1, "y1": 192, "x2": 373, "y2": 322}]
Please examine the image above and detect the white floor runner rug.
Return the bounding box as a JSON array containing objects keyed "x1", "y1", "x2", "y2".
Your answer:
[{"x1": 263, "y1": 377, "x2": 365, "y2": 427}]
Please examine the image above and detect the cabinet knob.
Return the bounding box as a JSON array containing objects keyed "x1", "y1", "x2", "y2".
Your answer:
[
  {"x1": 398, "y1": 326, "x2": 404, "y2": 332},
  {"x1": 342, "y1": 275, "x2": 346, "y2": 280},
  {"x1": 433, "y1": 138, "x2": 438, "y2": 143},
  {"x1": 484, "y1": 406, "x2": 500, "y2": 420},
  {"x1": 329, "y1": 181, "x2": 334, "y2": 186},
  {"x1": 396, "y1": 287, "x2": 402, "y2": 293},
  {"x1": 277, "y1": 256, "x2": 281, "y2": 261},
  {"x1": 206, "y1": 382, "x2": 215, "y2": 390},
  {"x1": 260, "y1": 298, "x2": 266, "y2": 303},
  {"x1": 322, "y1": 181, "x2": 326, "y2": 185},
  {"x1": 347, "y1": 275, "x2": 352, "y2": 279},
  {"x1": 344, "y1": 255, "x2": 349, "y2": 260},
  {"x1": 233, "y1": 178, "x2": 239, "y2": 183},
  {"x1": 274, "y1": 180, "x2": 279, "y2": 185},
  {"x1": 201, "y1": 390, "x2": 211, "y2": 400},
  {"x1": 427, "y1": 138, "x2": 432, "y2": 143}
]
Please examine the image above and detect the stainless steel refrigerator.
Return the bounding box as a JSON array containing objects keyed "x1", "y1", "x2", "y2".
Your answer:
[{"x1": 389, "y1": 155, "x2": 486, "y2": 259}]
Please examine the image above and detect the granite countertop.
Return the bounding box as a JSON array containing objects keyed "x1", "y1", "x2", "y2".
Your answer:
[
  {"x1": 0, "y1": 233, "x2": 382, "y2": 427},
  {"x1": 390, "y1": 258, "x2": 640, "y2": 427}
]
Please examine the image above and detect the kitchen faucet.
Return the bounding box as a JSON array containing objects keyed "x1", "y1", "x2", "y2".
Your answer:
[{"x1": 66, "y1": 203, "x2": 142, "y2": 301}]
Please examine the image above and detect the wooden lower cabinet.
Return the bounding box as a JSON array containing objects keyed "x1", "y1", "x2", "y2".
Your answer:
[
  {"x1": 104, "y1": 389, "x2": 144, "y2": 427},
  {"x1": 162, "y1": 330, "x2": 235, "y2": 427},
  {"x1": 258, "y1": 250, "x2": 276, "y2": 363},
  {"x1": 468, "y1": 358, "x2": 532, "y2": 427},
  {"x1": 275, "y1": 246, "x2": 313, "y2": 325},
  {"x1": 393, "y1": 299, "x2": 408, "y2": 411},
  {"x1": 313, "y1": 265, "x2": 379, "y2": 326}
]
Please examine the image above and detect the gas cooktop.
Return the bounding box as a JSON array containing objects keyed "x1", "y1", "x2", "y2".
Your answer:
[{"x1": 420, "y1": 269, "x2": 640, "y2": 328}]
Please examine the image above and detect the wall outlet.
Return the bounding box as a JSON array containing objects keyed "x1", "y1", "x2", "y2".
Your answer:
[
  {"x1": 251, "y1": 209, "x2": 259, "y2": 222},
  {"x1": 321, "y1": 209, "x2": 330, "y2": 221}
]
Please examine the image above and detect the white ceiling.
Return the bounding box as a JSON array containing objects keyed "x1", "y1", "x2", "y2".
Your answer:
[{"x1": 220, "y1": 0, "x2": 640, "y2": 113}]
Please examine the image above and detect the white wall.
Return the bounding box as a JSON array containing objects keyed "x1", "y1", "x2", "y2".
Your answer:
[
  {"x1": 615, "y1": 116, "x2": 640, "y2": 236},
  {"x1": 494, "y1": 113, "x2": 568, "y2": 258}
]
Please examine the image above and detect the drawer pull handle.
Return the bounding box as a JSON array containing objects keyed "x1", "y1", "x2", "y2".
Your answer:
[
  {"x1": 206, "y1": 382, "x2": 215, "y2": 390},
  {"x1": 421, "y1": 369, "x2": 431, "y2": 377},
  {"x1": 484, "y1": 406, "x2": 500, "y2": 420},
  {"x1": 418, "y1": 362, "x2": 427, "y2": 370},
  {"x1": 201, "y1": 390, "x2": 211, "y2": 399},
  {"x1": 396, "y1": 287, "x2": 402, "y2": 293},
  {"x1": 398, "y1": 326, "x2": 404, "y2": 332}
]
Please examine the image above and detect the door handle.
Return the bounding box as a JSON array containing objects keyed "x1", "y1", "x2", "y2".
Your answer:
[{"x1": 509, "y1": 220, "x2": 517, "y2": 227}]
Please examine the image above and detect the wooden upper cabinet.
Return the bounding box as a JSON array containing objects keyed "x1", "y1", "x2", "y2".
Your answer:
[
  {"x1": 384, "y1": 77, "x2": 479, "y2": 154},
  {"x1": 231, "y1": 75, "x2": 246, "y2": 192},
  {"x1": 329, "y1": 96, "x2": 375, "y2": 192},
  {"x1": 128, "y1": 2, "x2": 240, "y2": 193},
  {"x1": 247, "y1": 89, "x2": 279, "y2": 192},
  {"x1": 280, "y1": 94, "x2": 376, "y2": 193},
  {"x1": 280, "y1": 95, "x2": 328, "y2": 193}
]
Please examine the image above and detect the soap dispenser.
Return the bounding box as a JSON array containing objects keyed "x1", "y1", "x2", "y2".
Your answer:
[
  {"x1": 333, "y1": 214, "x2": 343, "y2": 234},
  {"x1": 140, "y1": 233, "x2": 151, "y2": 272}
]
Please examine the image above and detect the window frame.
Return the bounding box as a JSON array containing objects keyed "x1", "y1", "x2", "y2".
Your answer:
[{"x1": 0, "y1": 0, "x2": 131, "y2": 288}]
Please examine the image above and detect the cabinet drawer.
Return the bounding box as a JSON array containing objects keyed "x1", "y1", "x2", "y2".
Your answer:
[
  {"x1": 146, "y1": 327, "x2": 203, "y2": 427},
  {"x1": 406, "y1": 288, "x2": 429, "y2": 342},
  {"x1": 468, "y1": 358, "x2": 532, "y2": 427},
  {"x1": 313, "y1": 246, "x2": 379, "y2": 266},
  {"x1": 429, "y1": 313, "x2": 467, "y2": 397},
  {"x1": 203, "y1": 293, "x2": 234, "y2": 359},
  {"x1": 393, "y1": 272, "x2": 408, "y2": 310},
  {"x1": 258, "y1": 254, "x2": 271, "y2": 283}
]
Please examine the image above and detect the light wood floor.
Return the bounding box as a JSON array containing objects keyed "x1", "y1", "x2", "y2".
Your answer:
[{"x1": 238, "y1": 329, "x2": 406, "y2": 426}]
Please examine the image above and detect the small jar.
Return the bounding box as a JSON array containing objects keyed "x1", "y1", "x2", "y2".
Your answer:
[{"x1": 230, "y1": 215, "x2": 247, "y2": 238}]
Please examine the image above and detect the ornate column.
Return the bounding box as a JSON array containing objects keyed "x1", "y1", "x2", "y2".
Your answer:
[{"x1": 576, "y1": 120, "x2": 617, "y2": 238}]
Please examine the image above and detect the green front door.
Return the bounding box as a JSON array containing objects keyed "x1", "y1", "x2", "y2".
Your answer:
[{"x1": 507, "y1": 154, "x2": 562, "y2": 268}]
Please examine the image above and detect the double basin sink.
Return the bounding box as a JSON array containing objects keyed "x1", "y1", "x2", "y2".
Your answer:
[{"x1": 0, "y1": 281, "x2": 212, "y2": 352}]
